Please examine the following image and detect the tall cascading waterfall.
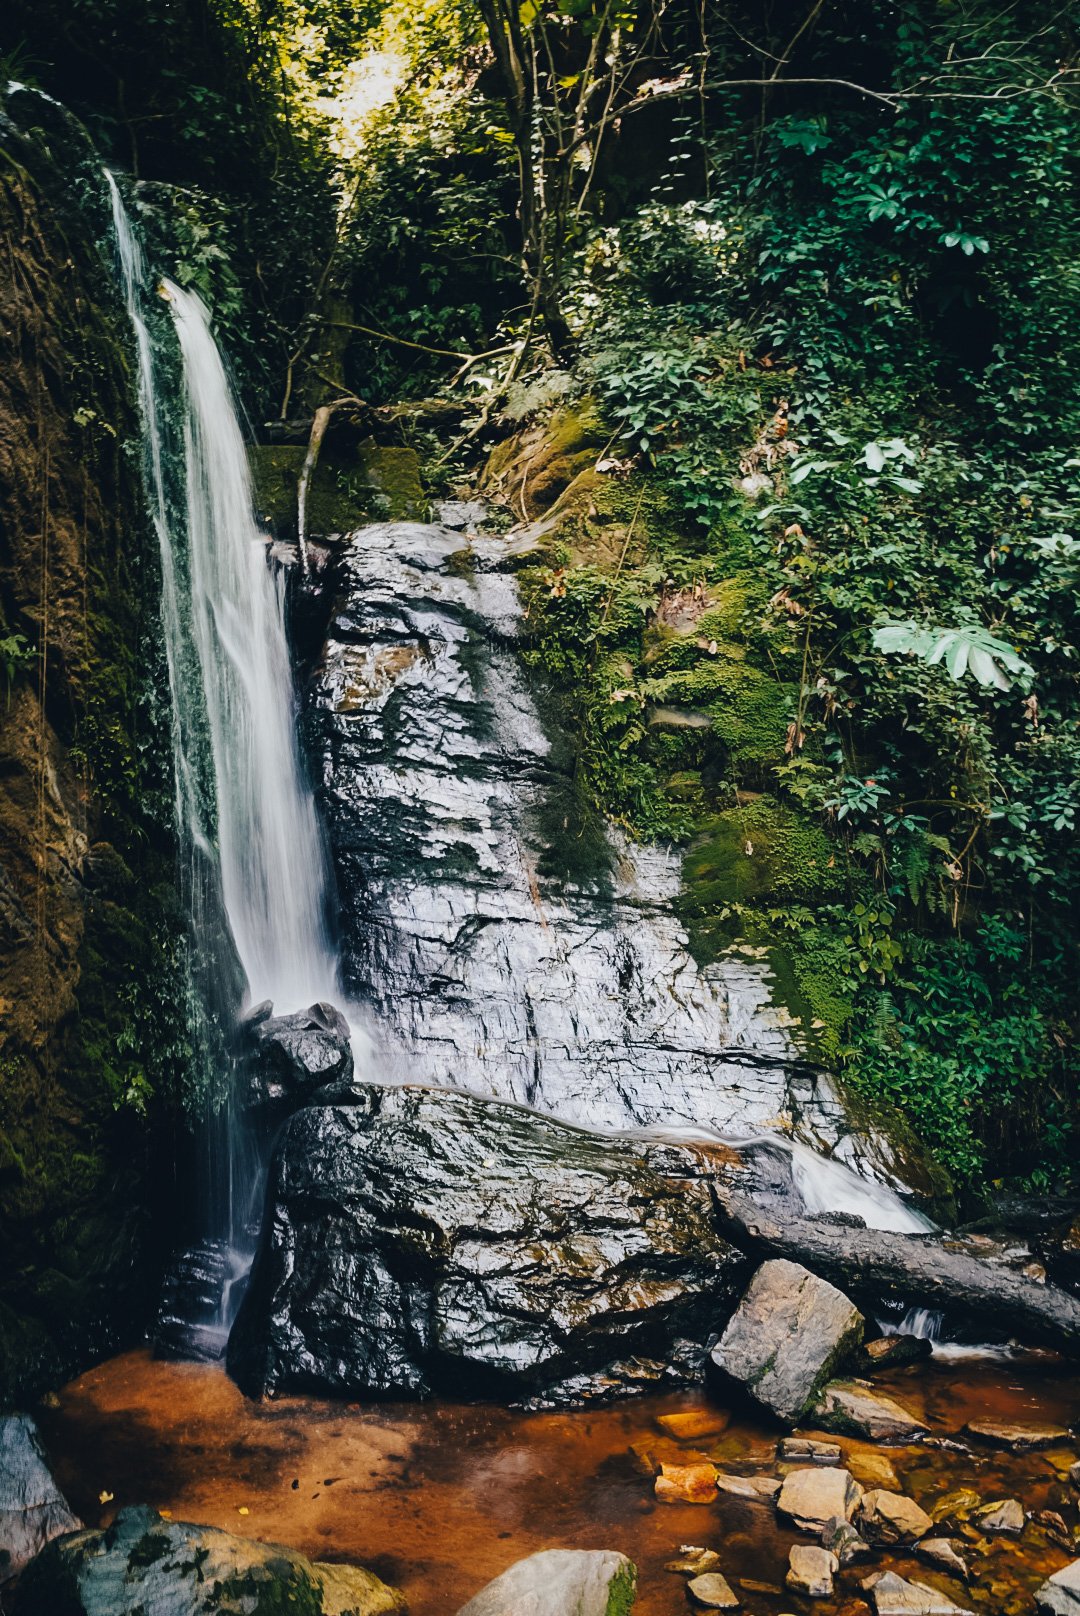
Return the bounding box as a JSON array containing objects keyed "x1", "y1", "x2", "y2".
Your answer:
[{"x1": 106, "y1": 174, "x2": 347, "y2": 1339}]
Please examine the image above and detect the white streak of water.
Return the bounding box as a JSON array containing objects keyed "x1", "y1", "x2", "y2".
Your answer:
[{"x1": 162, "y1": 279, "x2": 342, "y2": 1014}]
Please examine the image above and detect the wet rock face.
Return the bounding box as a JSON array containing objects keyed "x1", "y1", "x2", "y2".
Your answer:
[
  {"x1": 303, "y1": 521, "x2": 877, "y2": 1155},
  {"x1": 243, "y1": 1000, "x2": 353, "y2": 1118},
  {"x1": 10, "y1": 1504, "x2": 403, "y2": 1616},
  {"x1": 227, "y1": 1082, "x2": 745, "y2": 1402},
  {"x1": 0, "y1": 1414, "x2": 80, "y2": 1586}
]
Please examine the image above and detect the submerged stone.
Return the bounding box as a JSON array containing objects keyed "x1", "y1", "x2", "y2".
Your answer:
[
  {"x1": 687, "y1": 1571, "x2": 741, "y2": 1609},
  {"x1": 655, "y1": 1463, "x2": 719, "y2": 1503},
  {"x1": 964, "y1": 1420, "x2": 1071, "y2": 1452},
  {"x1": 0, "y1": 1414, "x2": 80, "y2": 1586},
  {"x1": 228, "y1": 1082, "x2": 744, "y2": 1401},
  {"x1": 710, "y1": 1258, "x2": 863, "y2": 1423},
  {"x1": 10, "y1": 1504, "x2": 402, "y2": 1616},
  {"x1": 455, "y1": 1548, "x2": 636, "y2": 1616}
]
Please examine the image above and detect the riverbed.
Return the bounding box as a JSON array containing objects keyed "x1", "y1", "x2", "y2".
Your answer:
[{"x1": 38, "y1": 1347, "x2": 1080, "y2": 1614}]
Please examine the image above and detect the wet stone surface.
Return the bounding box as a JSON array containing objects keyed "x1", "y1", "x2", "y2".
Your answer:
[
  {"x1": 303, "y1": 520, "x2": 909, "y2": 1175},
  {"x1": 227, "y1": 1081, "x2": 745, "y2": 1402}
]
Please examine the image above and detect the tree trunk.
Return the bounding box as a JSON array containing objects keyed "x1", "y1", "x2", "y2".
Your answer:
[{"x1": 713, "y1": 1187, "x2": 1080, "y2": 1358}]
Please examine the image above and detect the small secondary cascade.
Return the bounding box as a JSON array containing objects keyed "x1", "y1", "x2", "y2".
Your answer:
[{"x1": 106, "y1": 175, "x2": 348, "y2": 1333}]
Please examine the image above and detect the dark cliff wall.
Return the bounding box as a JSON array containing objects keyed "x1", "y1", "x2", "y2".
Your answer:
[{"x1": 0, "y1": 95, "x2": 183, "y2": 1403}]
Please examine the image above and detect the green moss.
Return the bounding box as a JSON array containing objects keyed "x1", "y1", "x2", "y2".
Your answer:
[
  {"x1": 357, "y1": 441, "x2": 426, "y2": 520},
  {"x1": 765, "y1": 931, "x2": 856, "y2": 1062},
  {"x1": 605, "y1": 1561, "x2": 638, "y2": 1616},
  {"x1": 682, "y1": 799, "x2": 845, "y2": 912},
  {"x1": 250, "y1": 440, "x2": 426, "y2": 535}
]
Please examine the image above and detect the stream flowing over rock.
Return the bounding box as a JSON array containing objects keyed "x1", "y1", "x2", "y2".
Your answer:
[
  {"x1": 303, "y1": 520, "x2": 910, "y2": 1178},
  {"x1": 227, "y1": 1082, "x2": 745, "y2": 1400}
]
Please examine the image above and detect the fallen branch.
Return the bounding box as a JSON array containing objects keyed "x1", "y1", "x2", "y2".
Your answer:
[{"x1": 713, "y1": 1186, "x2": 1080, "y2": 1358}]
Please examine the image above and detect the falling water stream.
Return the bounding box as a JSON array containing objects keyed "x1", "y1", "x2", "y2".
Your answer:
[{"x1": 106, "y1": 176, "x2": 350, "y2": 1335}]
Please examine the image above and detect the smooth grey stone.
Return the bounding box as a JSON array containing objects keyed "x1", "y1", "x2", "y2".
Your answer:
[
  {"x1": 0, "y1": 1414, "x2": 79, "y2": 1586},
  {"x1": 455, "y1": 1548, "x2": 636, "y2": 1616},
  {"x1": 710, "y1": 1258, "x2": 863, "y2": 1422}
]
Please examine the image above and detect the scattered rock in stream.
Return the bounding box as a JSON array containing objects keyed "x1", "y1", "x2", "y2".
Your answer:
[
  {"x1": 455, "y1": 1548, "x2": 636, "y2": 1616},
  {"x1": 970, "y1": 1496, "x2": 1025, "y2": 1534},
  {"x1": 858, "y1": 1334, "x2": 933, "y2": 1371},
  {"x1": 811, "y1": 1379, "x2": 929, "y2": 1443},
  {"x1": 0, "y1": 1414, "x2": 80, "y2": 1587},
  {"x1": 964, "y1": 1419, "x2": 1072, "y2": 1452},
  {"x1": 787, "y1": 1543, "x2": 838, "y2": 1597},
  {"x1": 709, "y1": 1258, "x2": 864, "y2": 1423},
  {"x1": 858, "y1": 1489, "x2": 934, "y2": 1544},
  {"x1": 916, "y1": 1539, "x2": 969, "y2": 1580},
  {"x1": 864, "y1": 1570, "x2": 973, "y2": 1615},
  {"x1": 780, "y1": 1436, "x2": 842, "y2": 1465},
  {"x1": 10, "y1": 1504, "x2": 403, "y2": 1616},
  {"x1": 227, "y1": 1083, "x2": 745, "y2": 1400},
  {"x1": 777, "y1": 1467, "x2": 863, "y2": 1531},
  {"x1": 655, "y1": 1463, "x2": 718, "y2": 1503},
  {"x1": 1038, "y1": 1559, "x2": 1080, "y2": 1615},
  {"x1": 822, "y1": 1515, "x2": 872, "y2": 1565},
  {"x1": 686, "y1": 1571, "x2": 741, "y2": 1609}
]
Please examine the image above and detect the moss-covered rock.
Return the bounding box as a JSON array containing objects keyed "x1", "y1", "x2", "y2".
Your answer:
[
  {"x1": 251, "y1": 439, "x2": 426, "y2": 536},
  {"x1": 682, "y1": 799, "x2": 845, "y2": 913},
  {"x1": 11, "y1": 1505, "x2": 404, "y2": 1616},
  {"x1": 0, "y1": 90, "x2": 183, "y2": 1403}
]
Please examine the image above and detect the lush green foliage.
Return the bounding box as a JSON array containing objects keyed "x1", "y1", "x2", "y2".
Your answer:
[{"x1": 513, "y1": 1, "x2": 1080, "y2": 1191}]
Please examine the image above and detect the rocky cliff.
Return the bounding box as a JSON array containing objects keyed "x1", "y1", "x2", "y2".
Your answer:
[{"x1": 0, "y1": 89, "x2": 180, "y2": 1401}]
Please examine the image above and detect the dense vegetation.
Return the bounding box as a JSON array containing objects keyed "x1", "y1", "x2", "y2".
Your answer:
[{"x1": 4, "y1": 0, "x2": 1078, "y2": 1199}]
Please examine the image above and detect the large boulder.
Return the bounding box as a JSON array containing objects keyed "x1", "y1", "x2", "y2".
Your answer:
[
  {"x1": 0, "y1": 1414, "x2": 79, "y2": 1586},
  {"x1": 243, "y1": 1001, "x2": 353, "y2": 1118},
  {"x1": 10, "y1": 1504, "x2": 402, "y2": 1615},
  {"x1": 709, "y1": 1258, "x2": 863, "y2": 1422},
  {"x1": 455, "y1": 1549, "x2": 636, "y2": 1616},
  {"x1": 228, "y1": 1083, "x2": 745, "y2": 1401}
]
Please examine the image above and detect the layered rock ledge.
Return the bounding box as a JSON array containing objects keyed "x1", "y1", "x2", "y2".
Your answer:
[{"x1": 227, "y1": 1081, "x2": 746, "y2": 1401}]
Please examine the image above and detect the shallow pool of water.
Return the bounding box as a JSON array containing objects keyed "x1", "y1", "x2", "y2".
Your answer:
[{"x1": 37, "y1": 1348, "x2": 1080, "y2": 1614}]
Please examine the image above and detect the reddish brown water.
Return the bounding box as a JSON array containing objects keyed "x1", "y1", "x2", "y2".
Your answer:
[{"x1": 38, "y1": 1348, "x2": 1080, "y2": 1615}]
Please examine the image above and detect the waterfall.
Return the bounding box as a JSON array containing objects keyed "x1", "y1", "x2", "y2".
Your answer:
[
  {"x1": 162, "y1": 279, "x2": 342, "y2": 1014},
  {"x1": 107, "y1": 174, "x2": 342, "y2": 1019},
  {"x1": 106, "y1": 174, "x2": 352, "y2": 1340}
]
